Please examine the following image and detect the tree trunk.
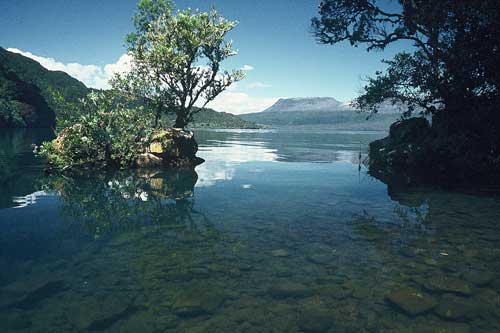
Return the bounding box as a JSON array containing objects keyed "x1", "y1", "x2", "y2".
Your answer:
[
  {"x1": 154, "y1": 104, "x2": 163, "y2": 128},
  {"x1": 174, "y1": 110, "x2": 188, "y2": 129},
  {"x1": 174, "y1": 117, "x2": 187, "y2": 129}
]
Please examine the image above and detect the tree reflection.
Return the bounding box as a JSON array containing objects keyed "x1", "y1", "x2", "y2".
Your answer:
[{"x1": 41, "y1": 168, "x2": 210, "y2": 239}]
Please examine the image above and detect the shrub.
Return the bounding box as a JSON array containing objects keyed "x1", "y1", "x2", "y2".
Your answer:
[{"x1": 38, "y1": 92, "x2": 155, "y2": 169}]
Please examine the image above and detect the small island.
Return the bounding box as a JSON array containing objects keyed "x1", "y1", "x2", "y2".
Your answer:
[{"x1": 30, "y1": 0, "x2": 247, "y2": 171}]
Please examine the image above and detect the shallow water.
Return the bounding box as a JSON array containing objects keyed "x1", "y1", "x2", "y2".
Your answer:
[{"x1": 0, "y1": 128, "x2": 499, "y2": 333}]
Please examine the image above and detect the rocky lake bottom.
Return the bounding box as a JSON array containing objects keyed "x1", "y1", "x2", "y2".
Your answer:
[{"x1": 0, "y1": 128, "x2": 499, "y2": 332}]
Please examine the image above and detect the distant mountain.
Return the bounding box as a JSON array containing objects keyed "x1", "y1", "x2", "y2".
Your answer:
[
  {"x1": 263, "y1": 97, "x2": 348, "y2": 113},
  {"x1": 240, "y1": 97, "x2": 405, "y2": 131},
  {"x1": 241, "y1": 110, "x2": 400, "y2": 130}
]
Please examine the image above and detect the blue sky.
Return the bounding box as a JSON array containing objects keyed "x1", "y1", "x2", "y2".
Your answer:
[{"x1": 0, "y1": 0, "x2": 404, "y2": 114}]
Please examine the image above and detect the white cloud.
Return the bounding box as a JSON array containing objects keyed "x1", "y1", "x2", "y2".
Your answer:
[
  {"x1": 247, "y1": 81, "x2": 272, "y2": 89},
  {"x1": 207, "y1": 90, "x2": 279, "y2": 114},
  {"x1": 6, "y1": 48, "x2": 131, "y2": 90},
  {"x1": 241, "y1": 65, "x2": 254, "y2": 71}
]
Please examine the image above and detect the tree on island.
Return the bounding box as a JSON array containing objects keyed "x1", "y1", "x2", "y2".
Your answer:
[
  {"x1": 312, "y1": 0, "x2": 500, "y2": 185},
  {"x1": 113, "y1": 0, "x2": 244, "y2": 129},
  {"x1": 38, "y1": 0, "x2": 245, "y2": 170}
]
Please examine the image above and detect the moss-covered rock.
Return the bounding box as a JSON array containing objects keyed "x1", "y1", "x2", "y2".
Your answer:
[{"x1": 145, "y1": 128, "x2": 204, "y2": 168}]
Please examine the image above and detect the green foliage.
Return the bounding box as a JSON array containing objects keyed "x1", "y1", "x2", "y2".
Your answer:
[
  {"x1": 38, "y1": 92, "x2": 155, "y2": 169},
  {"x1": 114, "y1": 0, "x2": 245, "y2": 128},
  {"x1": 46, "y1": 87, "x2": 85, "y2": 128},
  {"x1": 312, "y1": 0, "x2": 500, "y2": 116}
]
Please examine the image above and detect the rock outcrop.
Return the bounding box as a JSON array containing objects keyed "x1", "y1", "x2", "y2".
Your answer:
[
  {"x1": 368, "y1": 111, "x2": 500, "y2": 188},
  {"x1": 137, "y1": 128, "x2": 204, "y2": 168},
  {"x1": 369, "y1": 118, "x2": 430, "y2": 185}
]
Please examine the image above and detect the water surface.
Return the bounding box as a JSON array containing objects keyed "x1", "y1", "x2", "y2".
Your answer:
[{"x1": 0, "y1": 128, "x2": 499, "y2": 332}]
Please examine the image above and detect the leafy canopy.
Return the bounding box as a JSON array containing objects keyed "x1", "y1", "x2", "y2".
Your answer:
[
  {"x1": 312, "y1": 0, "x2": 500, "y2": 116},
  {"x1": 113, "y1": 0, "x2": 244, "y2": 128}
]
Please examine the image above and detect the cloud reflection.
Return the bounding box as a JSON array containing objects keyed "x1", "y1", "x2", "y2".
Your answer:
[{"x1": 195, "y1": 140, "x2": 278, "y2": 187}]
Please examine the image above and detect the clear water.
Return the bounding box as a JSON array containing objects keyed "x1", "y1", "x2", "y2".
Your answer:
[{"x1": 0, "y1": 128, "x2": 499, "y2": 333}]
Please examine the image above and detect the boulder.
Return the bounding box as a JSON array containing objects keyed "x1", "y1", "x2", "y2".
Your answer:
[{"x1": 148, "y1": 129, "x2": 204, "y2": 168}]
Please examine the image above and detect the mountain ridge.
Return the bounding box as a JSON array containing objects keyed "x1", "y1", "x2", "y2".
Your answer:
[
  {"x1": 261, "y1": 97, "x2": 403, "y2": 114},
  {"x1": 263, "y1": 97, "x2": 347, "y2": 113}
]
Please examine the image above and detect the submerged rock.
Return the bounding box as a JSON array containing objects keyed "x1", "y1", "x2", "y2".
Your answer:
[
  {"x1": 386, "y1": 323, "x2": 471, "y2": 333},
  {"x1": 386, "y1": 287, "x2": 438, "y2": 316},
  {"x1": 434, "y1": 294, "x2": 476, "y2": 321},
  {"x1": 70, "y1": 294, "x2": 135, "y2": 330},
  {"x1": 297, "y1": 305, "x2": 335, "y2": 332},
  {"x1": 172, "y1": 285, "x2": 229, "y2": 317},
  {"x1": 424, "y1": 276, "x2": 473, "y2": 296},
  {"x1": 271, "y1": 249, "x2": 289, "y2": 257},
  {"x1": 462, "y1": 270, "x2": 495, "y2": 287},
  {"x1": 307, "y1": 253, "x2": 335, "y2": 265},
  {"x1": 1, "y1": 278, "x2": 66, "y2": 310},
  {"x1": 268, "y1": 282, "x2": 313, "y2": 299}
]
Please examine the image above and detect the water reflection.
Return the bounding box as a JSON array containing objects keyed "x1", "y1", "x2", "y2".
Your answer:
[
  {"x1": 194, "y1": 129, "x2": 383, "y2": 187},
  {"x1": 196, "y1": 128, "x2": 383, "y2": 164},
  {"x1": 40, "y1": 169, "x2": 203, "y2": 239},
  {"x1": 0, "y1": 129, "x2": 54, "y2": 208},
  {"x1": 196, "y1": 140, "x2": 278, "y2": 187}
]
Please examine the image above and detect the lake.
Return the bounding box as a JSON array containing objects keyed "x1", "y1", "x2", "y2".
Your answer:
[{"x1": 0, "y1": 128, "x2": 499, "y2": 332}]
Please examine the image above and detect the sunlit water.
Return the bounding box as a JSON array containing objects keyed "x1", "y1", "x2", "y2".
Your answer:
[{"x1": 0, "y1": 128, "x2": 499, "y2": 333}]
